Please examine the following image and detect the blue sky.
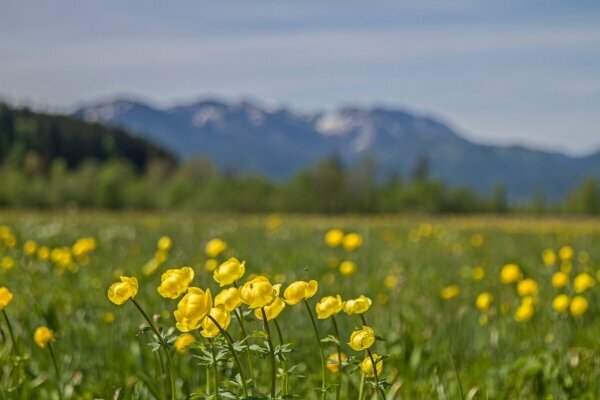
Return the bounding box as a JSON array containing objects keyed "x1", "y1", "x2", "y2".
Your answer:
[{"x1": 1, "y1": 1, "x2": 599, "y2": 154}]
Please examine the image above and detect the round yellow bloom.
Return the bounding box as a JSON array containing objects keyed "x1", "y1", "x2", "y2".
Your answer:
[
  {"x1": 23, "y1": 240, "x2": 38, "y2": 256},
  {"x1": 500, "y1": 263, "x2": 522, "y2": 284},
  {"x1": 514, "y1": 303, "x2": 534, "y2": 322},
  {"x1": 360, "y1": 353, "x2": 383, "y2": 378},
  {"x1": 174, "y1": 333, "x2": 195, "y2": 354},
  {"x1": 342, "y1": 233, "x2": 363, "y2": 252},
  {"x1": 475, "y1": 292, "x2": 493, "y2": 311},
  {"x1": 440, "y1": 285, "x2": 459, "y2": 300},
  {"x1": 107, "y1": 276, "x2": 139, "y2": 305},
  {"x1": 254, "y1": 287, "x2": 286, "y2": 321},
  {"x1": 348, "y1": 326, "x2": 375, "y2": 351},
  {"x1": 551, "y1": 271, "x2": 569, "y2": 288},
  {"x1": 201, "y1": 305, "x2": 231, "y2": 338},
  {"x1": 283, "y1": 280, "x2": 318, "y2": 305},
  {"x1": 213, "y1": 258, "x2": 245, "y2": 287},
  {"x1": 315, "y1": 295, "x2": 344, "y2": 319},
  {"x1": 204, "y1": 259, "x2": 219, "y2": 272},
  {"x1": 324, "y1": 229, "x2": 344, "y2": 248},
  {"x1": 343, "y1": 295, "x2": 372, "y2": 315},
  {"x1": 1, "y1": 256, "x2": 15, "y2": 270},
  {"x1": 205, "y1": 238, "x2": 227, "y2": 258},
  {"x1": 542, "y1": 249, "x2": 557, "y2": 266},
  {"x1": 0, "y1": 287, "x2": 13, "y2": 310},
  {"x1": 157, "y1": 266, "x2": 195, "y2": 299},
  {"x1": 102, "y1": 311, "x2": 115, "y2": 324},
  {"x1": 384, "y1": 274, "x2": 399, "y2": 289},
  {"x1": 157, "y1": 236, "x2": 173, "y2": 251},
  {"x1": 214, "y1": 287, "x2": 242, "y2": 312},
  {"x1": 552, "y1": 294, "x2": 570, "y2": 313},
  {"x1": 240, "y1": 276, "x2": 277, "y2": 309},
  {"x1": 517, "y1": 279, "x2": 538, "y2": 297},
  {"x1": 472, "y1": 266, "x2": 485, "y2": 281},
  {"x1": 573, "y1": 273, "x2": 594, "y2": 294},
  {"x1": 174, "y1": 287, "x2": 213, "y2": 332},
  {"x1": 326, "y1": 352, "x2": 348, "y2": 373},
  {"x1": 570, "y1": 296, "x2": 588, "y2": 317},
  {"x1": 339, "y1": 261, "x2": 357, "y2": 277},
  {"x1": 559, "y1": 246, "x2": 574, "y2": 261},
  {"x1": 34, "y1": 326, "x2": 55, "y2": 348},
  {"x1": 72, "y1": 237, "x2": 97, "y2": 258},
  {"x1": 37, "y1": 246, "x2": 50, "y2": 261}
]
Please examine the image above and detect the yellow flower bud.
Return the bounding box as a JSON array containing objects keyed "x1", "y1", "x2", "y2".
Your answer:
[
  {"x1": 204, "y1": 259, "x2": 219, "y2": 272},
  {"x1": 23, "y1": 240, "x2": 38, "y2": 256},
  {"x1": 514, "y1": 303, "x2": 534, "y2": 322},
  {"x1": 573, "y1": 273, "x2": 594, "y2": 294},
  {"x1": 343, "y1": 295, "x2": 372, "y2": 315},
  {"x1": 349, "y1": 326, "x2": 375, "y2": 351},
  {"x1": 440, "y1": 285, "x2": 460, "y2": 300},
  {"x1": 37, "y1": 246, "x2": 50, "y2": 261},
  {"x1": 240, "y1": 276, "x2": 277, "y2": 309},
  {"x1": 475, "y1": 292, "x2": 493, "y2": 311},
  {"x1": 570, "y1": 296, "x2": 588, "y2": 317},
  {"x1": 34, "y1": 326, "x2": 55, "y2": 348},
  {"x1": 157, "y1": 266, "x2": 195, "y2": 299},
  {"x1": 500, "y1": 263, "x2": 522, "y2": 284},
  {"x1": 326, "y1": 352, "x2": 347, "y2": 373},
  {"x1": 205, "y1": 238, "x2": 227, "y2": 258},
  {"x1": 360, "y1": 353, "x2": 383, "y2": 377},
  {"x1": 174, "y1": 333, "x2": 195, "y2": 354},
  {"x1": 517, "y1": 279, "x2": 538, "y2": 297},
  {"x1": 315, "y1": 295, "x2": 344, "y2": 319},
  {"x1": 0, "y1": 287, "x2": 13, "y2": 310},
  {"x1": 559, "y1": 246, "x2": 574, "y2": 261},
  {"x1": 157, "y1": 236, "x2": 172, "y2": 251},
  {"x1": 107, "y1": 276, "x2": 139, "y2": 305},
  {"x1": 342, "y1": 233, "x2": 363, "y2": 252},
  {"x1": 201, "y1": 305, "x2": 231, "y2": 338},
  {"x1": 551, "y1": 271, "x2": 569, "y2": 288},
  {"x1": 541, "y1": 249, "x2": 557, "y2": 266},
  {"x1": 552, "y1": 294, "x2": 570, "y2": 313},
  {"x1": 339, "y1": 261, "x2": 357, "y2": 277},
  {"x1": 324, "y1": 229, "x2": 344, "y2": 248},
  {"x1": 214, "y1": 287, "x2": 242, "y2": 312},
  {"x1": 283, "y1": 280, "x2": 318, "y2": 305},
  {"x1": 213, "y1": 258, "x2": 245, "y2": 287},
  {"x1": 174, "y1": 287, "x2": 212, "y2": 332}
]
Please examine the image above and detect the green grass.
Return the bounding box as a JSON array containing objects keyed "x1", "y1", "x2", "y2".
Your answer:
[{"x1": 1, "y1": 211, "x2": 600, "y2": 399}]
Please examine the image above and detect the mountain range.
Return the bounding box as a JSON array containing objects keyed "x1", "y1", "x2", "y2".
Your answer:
[{"x1": 74, "y1": 98, "x2": 600, "y2": 200}]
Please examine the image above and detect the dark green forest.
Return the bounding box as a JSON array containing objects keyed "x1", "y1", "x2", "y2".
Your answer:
[{"x1": 0, "y1": 103, "x2": 598, "y2": 214}]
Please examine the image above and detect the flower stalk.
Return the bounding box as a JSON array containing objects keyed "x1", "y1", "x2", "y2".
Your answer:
[
  {"x1": 260, "y1": 307, "x2": 277, "y2": 399},
  {"x1": 303, "y1": 299, "x2": 326, "y2": 400}
]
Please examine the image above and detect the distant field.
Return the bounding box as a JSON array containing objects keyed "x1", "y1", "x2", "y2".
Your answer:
[{"x1": 1, "y1": 211, "x2": 600, "y2": 399}]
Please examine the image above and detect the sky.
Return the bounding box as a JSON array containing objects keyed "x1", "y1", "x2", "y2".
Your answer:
[{"x1": 1, "y1": 0, "x2": 599, "y2": 155}]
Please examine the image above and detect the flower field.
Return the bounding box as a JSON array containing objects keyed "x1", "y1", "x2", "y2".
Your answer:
[{"x1": 1, "y1": 211, "x2": 600, "y2": 399}]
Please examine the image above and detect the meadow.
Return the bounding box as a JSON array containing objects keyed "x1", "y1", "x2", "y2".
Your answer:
[{"x1": 1, "y1": 211, "x2": 600, "y2": 400}]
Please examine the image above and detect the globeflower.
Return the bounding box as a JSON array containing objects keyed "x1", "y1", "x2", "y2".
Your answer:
[
  {"x1": 343, "y1": 295, "x2": 372, "y2": 315},
  {"x1": 514, "y1": 302, "x2": 534, "y2": 322},
  {"x1": 107, "y1": 276, "x2": 139, "y2": 305},
  {"x1": 0, "y1": 286, "x2": 13, "y2": 310},
  {"x1": 360, "y1": 353, "x2": 383, "y2": 378},
  {"x1": 552, "y1": 294, "x2": 570, "y2": 313},
  {"x1": 517, "y1": 279, "x2": 538, "y2": 297},
  {"x1": 342, "y1": 233, "x2": 363, "y2": 252},
  {"x1": 500, "y1": 263, "x2": 522, "y2": 284},
  {"x1": 475, "y1": 292, "x2": 493, "y2": 311},
  {"x1": 240, "y1": 276, "x2": 277, "y2": 309},
  {"x1": 213, "y1": 257, "x2": 245, "y2": 287},
  {"x1": 541, "y1": 249, "x2": 557, "y2": 266},
  {"x1": 205, "y1": 238, "x2": 227, "y2": 258},
  {"x1": 551, "y1": 271, "x2": 569, "y2": 288},
  {"x1": 34, "y1": 326, "x2": 55, "y2": 348},
  {"x1": 283, "y1": 280, "x2": 318, "y2": 305},
  {"x1": 339, "y1": 260, "x2": 357, "y2": 277},
  {"x1": 174, "y1": 287, "x2": 212, "y2": 332},
  {"x1": 324, "y1": 229, "x2": 344, "y2": 248},
  {"x1": 570, "y1": 296, "x2": 588, "y2": 317},
  {"x1": 214, "y1": 287, "x2": 242, "y2": 311},
  {"x1": 559, "y1": 246, "x2": 574, "y2": 261},
  {"x1": 573, "y1": 273, "x2": 594, "y2": 293},
  {"x1": 348, "y1": 326, "x2": 375, "y2": 351},
  {"x1": 315, "y1": 295, "x2": 344, "y2": 319},
  {"x1": 174, "y1": 333, "x2": 195, "y2": 354},
  {"x1": 157, "y1": 266, "x2": 195, "y2": 299},
  {"x1": 23, "y1": 240, "x2": 38, "y2": 256},
  {"x1": 157, "y1": 236, "x2": 173, "y2": 251},
  {"x1": 255, "y1": 284, "x2": 285, "y2": 320},
  {"x1": 440, "y1": 285, "x2": 459, "y2": 300},
  {"x1": 201, "y1": 305, "x2": 231, "y2": 338},
  {"x1": 326, "y1": 352, "x2": 348, "y2": 373}
]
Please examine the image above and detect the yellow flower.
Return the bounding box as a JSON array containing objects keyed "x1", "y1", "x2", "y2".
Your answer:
[
  {"x1": 559, "y1": 246, "x2": 574, "y2": 261},
  {"x1": 339, "y1": 261, "x2": 357, "y2": 277},
  {"x1": 343, "y1": 295, "x2": 372, "y2": 315},
  {"x1": 213, "y1": 258, "x2": 245, "y2": 287},
  {"x1": 514, "y1": 303, "x2": 534, "y2": 322},
  {"x1": 254, "y1": 286, "x2": 286, "y2": 321},
  {"x1": 214, "y1": 287, "x2": 242, "y2": 312},
  {"x1": 37, "y1": 246, "x2": 50, "y2": 261},
  {"x1": 157, "y1": 236, "x2": 173, "y2": 251},
  {"x1": 102, "y1": 311, "x2": 115, "y2": 324},
  {"x1": 0, "y1": 287, "x2": 13, "y2": 310},
  {"x1": 475, "y1": 292, "x2": 493, "y2": 311},
  {"x1": 324, "y1": 229, "x2": 344, "y2": 248},
  {"x1": 154, "y1": 250, "x2": 168, "y2": 264},
  {"x1": 1, "y1": 256, "x2": 14, "y2": 270},
  {"x1": 326, "y1": 352, "x2": 348, "y2": 373},
  {"x1": 174, "y1": 333, "x2": 195, "y2": 354},
  {"x1": 72, "y1": 237, "x2": 97, "y2": 257},
  {"x1": 158, "y1": 266, "x2": 195, "y2": 299},
  {"x1": 204, "y1": 259, "x2": 219, "y2": 272},
  {"x1": 551, "y1": 271, "x2": 569, "y2": 289},
  {"x1": 472, "y1": 266, "x2": 485, "y2": 281},
  {"x1": 34, "y1": 326, "x2": 55, "y2": 348},
  {"x1": 440, "y1": 285, "x2": 459, "y2": 300},
  {"x1": 23, "y1": 240, "x2": 38, "y2": 256},
  {"x1": 240, "y1": 276, "x2": 277, "y2": 309},
  {"x1": 541, "y1": 249, "x2": 557, "y2": 266},
  {"x1": 174, "y1": 287, "x2": 213, "y2": 332},
  {"x1": 384, "y1": 274, "x2": 399, "y2": 289},
  {"x1": 107, "y1": 276, "x2": 139, "y2": 305},
  {"x1": 500, "y1": 263, "x2": 522, "y2": 284},
  {"x1": 552, "y1": 294, "x2": 570, "y2": 313},
  {"x1": 201, "y1": 305, "x2": 231, "y2": 338},
  {"x1": 348, "y1": 326, "x2": 375, "y2": 351},
  {"x1": 573, "y1": 273, "x2": 594, "y2": 294},
  {"x1": 570, "y1": 296, "x2": 588, "y2": 317},
  {"x1": 315, "y1": 295, "x2": 344, "y2": 319},
  {"x1": 342, "y1": 233, "x2": 363, "y2": 252},
  {"x1": 205, "y1": 238, "x2": 227, "y2": 258},
  {"x1": 470, "y1": 234, "x2": 484, "y2": 247},
  {"x1": 517, "y1": 279, "x2": 538, "y2": 297},
  {"x1": 283, "y1": 280, "x2": 318, "y2": 305},
  {"x1": 360, "y1": 353, "x2": 383, "y2": 378}
]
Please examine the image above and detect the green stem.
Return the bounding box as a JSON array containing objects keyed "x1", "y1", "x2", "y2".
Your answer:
[
  {"x1": 131, "y1": 298, "x2": 176, "y2": 400},
  {"x1": 205, "y1": 368, "x2": 210, "y2": 395},
  {"x1": 366, "y1": 349, "x2": 385, "y2": 400},
  {"x1": 274, "y1": 320, "x2": 288, "y2": 396},
  {"x1": 210, "y1": 340, "x2": 220, "y2": 399},
  {"x1": 358, "y1": 373, "x2": 365, "y2": 400},
  {"x1": 48, "y1": 343, "x2": 64, "y2": 400},
  {"x1": 260, "y1": 307, "x2": 277, "y2": 399},
  {"x1": 303, "y1": 299, "x2": 326, "y2": 400},
  {"x1": 330, "y1": 315, "x2": 343, "y2": 400},
  {"x1": 233, "y1": 308, "x2": 254, "y2": 384},
  {"x1": 2, "y1": 310, "x2": 19, "y2": 355},
  {"x1": 206, "y1": 314, "x2": 249, "y2": 397}
]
